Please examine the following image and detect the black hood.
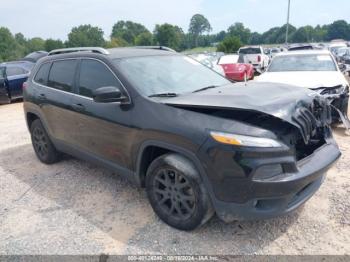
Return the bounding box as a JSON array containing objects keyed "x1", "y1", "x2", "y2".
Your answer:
[{"x1": 162, "y1": 82, "x2": 331, "y2": 143}]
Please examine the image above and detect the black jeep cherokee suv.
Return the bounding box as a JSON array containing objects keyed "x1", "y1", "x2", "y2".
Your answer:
[{"x1": 24, "y1": 47, "x2": 341, "y2": 230}]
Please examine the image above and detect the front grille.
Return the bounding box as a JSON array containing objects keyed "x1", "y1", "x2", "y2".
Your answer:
[
  {"x1": 292, "y1": 100, "x2": 331, "y2": 144},
  {"x1": 292, "y1": 107, "x2": 317, "y2": 144}
]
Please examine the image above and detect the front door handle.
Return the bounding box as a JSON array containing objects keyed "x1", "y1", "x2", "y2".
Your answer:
[{"x1": 72, "y1": 103, "x2": 85, "y2": 112}]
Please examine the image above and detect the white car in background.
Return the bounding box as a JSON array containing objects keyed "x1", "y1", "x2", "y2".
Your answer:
[
  {"x1": 238, "y1": 46, "x2": 270, "y2": 71},
  {"x1": 256, "y1": 50, "x2": 350, "y2": 129}
]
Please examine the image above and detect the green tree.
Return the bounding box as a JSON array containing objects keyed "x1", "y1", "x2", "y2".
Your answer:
[
  {"x1": 215, "y1": 31, "x2": 226, "y2": 42},
  {"x1": 0, "y1": 27, "x2": 24, "y2": 61},
  {"x1": 188, "y1": 14, "x2": 212, "y2": 47},
  {"x1": 291, "y1": 27, "x2": 309, "y2": 43},
  {"x1": 153, "y1": 24, "x2": 185, "y2": 51},
  {"x1": 227, "y1": 22, "x2": 251, "y2": 44},
  {"x1": 326, "y1": 20, "x2": 350, "y2": 41},
  {"x1": 313, "y1": 25, "x2": 328, "y2": 42},
  {"x1": 25, "y1": 37, "x2": 46, "y2": 53},
  {"x1": 135, "y1": 32, "x2": 153, "y2": 46},
  {"x1": 291, "y1": 25, "x2": 315, "y2": 43},
  {"x1": 217, "y1": 36, "x2": 242, "y2": 53},
  {"x1": 105, "y1": 37, "x2": 129, "y2": 48},
  {"x1": 14, "y1": 33, "x2": 26, "y2": 46},
  {"x1": 67, "y1": 24, "x2": 105, "y2": 47},
  {"x1": 261, "y1": 24, "x2": 296, "y2": 44},
  {"x1": 111, "y1": 21, "x2": 149, "y2": 44},
  {"x1": 249, "y1": 32, "x2": 262, "y2": 45},
  {"x1": 44, "y1": 39, "x2": 64, "y2": 51}
]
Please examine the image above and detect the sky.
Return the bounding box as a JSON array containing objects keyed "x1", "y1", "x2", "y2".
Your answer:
[{"x1": 1, "y1": 0, "x2": 349, "y2": 40}]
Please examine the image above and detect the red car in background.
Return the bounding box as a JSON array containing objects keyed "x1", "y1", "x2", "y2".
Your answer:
[{"x1": 218, "y1": 54, "x2": 255, "y2": 81}]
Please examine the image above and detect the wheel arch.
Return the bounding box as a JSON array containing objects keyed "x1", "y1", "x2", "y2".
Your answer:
[
  {"x1": 135, "y1": 140, "x2": 207, "y2": 189},
  {"x1": 26, "y1": 111, "x2": 40, "y2": 129}
]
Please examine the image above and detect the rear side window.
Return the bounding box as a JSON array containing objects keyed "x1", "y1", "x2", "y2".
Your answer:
[
  {"x1": 6, "y1": 67, "x2": 26, "y2": 76},
  {"x1": 48, "y1": 60, "x2": 78, "y2": 92},
  {"x1": 34, "y1": 63, "x2": 51, "y2": 85},
  {"x1": 78, "y1": 59, "x2": 121, "y2": 98}
]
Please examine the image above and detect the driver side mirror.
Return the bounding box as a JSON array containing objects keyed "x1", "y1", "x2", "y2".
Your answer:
[{"x1": 92, "y1": 86, "x2": 127, "y2": 103}]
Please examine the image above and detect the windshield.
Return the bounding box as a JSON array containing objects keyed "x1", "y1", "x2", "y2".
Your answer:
[
  {"x1": 239, "y1": 48, "x2": 261, "y2": 55},
  {"x1": 114, "y1": 55, "x2": 230, "y2": 96},
  {"x1": 218, "y1": 55, "x2": 239, "y2": 64},
  {"x1": 337, "y1": 48, "x2": 349, "y2": 56},
  {"x1": 268, "y1": 54, "x2": 337, "y2": 72}
]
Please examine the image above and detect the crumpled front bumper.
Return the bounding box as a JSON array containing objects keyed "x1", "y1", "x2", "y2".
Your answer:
[{"x1": 200, "y1": 138, "x2": 341, "y2": 222}]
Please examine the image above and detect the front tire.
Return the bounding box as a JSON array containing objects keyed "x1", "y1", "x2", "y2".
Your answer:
[
  {"x1": 30, "y1": 119, "x2": 61, "y2": 164},
  {"x1": 146, "y1": 153, "x2": 214, "y2": 230}
]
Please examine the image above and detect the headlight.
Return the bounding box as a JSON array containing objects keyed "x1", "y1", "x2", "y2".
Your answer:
[{"x1": 210, "y1": 131, "x2": 282, "y2": 148}]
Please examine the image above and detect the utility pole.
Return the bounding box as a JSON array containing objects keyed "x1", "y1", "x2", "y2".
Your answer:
[{"x1": 285, "y1": 0, "x2": 291, "y2": 44}]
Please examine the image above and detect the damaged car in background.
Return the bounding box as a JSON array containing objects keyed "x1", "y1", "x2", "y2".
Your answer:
[
  {"x1": 257, "y1": 50, "x2": 350, "y2": 132},
  {"x1": 24, "y1": 47, "x2": 341, "y2": 230}
]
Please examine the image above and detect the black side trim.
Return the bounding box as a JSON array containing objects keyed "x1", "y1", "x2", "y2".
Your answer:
[{"x1": 53, "y1": 138, "x2": 136, "y2": 184}]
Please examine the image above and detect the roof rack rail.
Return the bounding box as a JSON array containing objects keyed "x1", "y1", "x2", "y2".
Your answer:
[
  {"x1": 132, "y1": 46, "x2": 176, "y2": 52},
  {"x1": 48, "y1": 47, "x2": 109, "y2": 56}
]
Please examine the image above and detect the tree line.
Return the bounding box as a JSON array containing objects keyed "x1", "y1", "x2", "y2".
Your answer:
[{"x1": 1, "y1": 14, "x2": 350, "y2": 62}]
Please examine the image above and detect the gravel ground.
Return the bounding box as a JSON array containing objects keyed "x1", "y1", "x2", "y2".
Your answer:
[{"x1": 0, "y1": 101, "x2": 349, "y2": 256}]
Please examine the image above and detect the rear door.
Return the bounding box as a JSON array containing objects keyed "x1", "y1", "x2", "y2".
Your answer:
[
  {"x1": 33, "y1": 59, "x2": 80, "y2": 146},
  {"x1": 0, "y1": 66, "x2": 10, "y2": 103},
  {"x1": 71, "y1": 58, "x2": 134, "y2": 169},
  {"x1": 6, "y1": 66, "x2": 28, "y2": 98}
]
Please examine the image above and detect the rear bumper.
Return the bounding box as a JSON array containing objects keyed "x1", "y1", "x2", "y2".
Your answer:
[
  {"x1": 199, "y1": 138, "x2": 340, "y2": 222},
  {"x1": 225, "y1": 72, "x2": 245, "y2": 81}
]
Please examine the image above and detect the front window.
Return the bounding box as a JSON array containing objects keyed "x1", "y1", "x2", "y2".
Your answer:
[
  {"x1": 78, "y1": 59, "x2": 121, "y2": 98},
  {"x1": 114, "y1": 55, "x2": 230, "y2": 96},
  {"x1": 267, "y1": 54, "x2": 337, "y2": 72}
]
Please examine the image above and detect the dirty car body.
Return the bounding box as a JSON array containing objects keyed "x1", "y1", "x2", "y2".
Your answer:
[{"x1": 24, "y1": 48, "x2": 340, "y2": 226}]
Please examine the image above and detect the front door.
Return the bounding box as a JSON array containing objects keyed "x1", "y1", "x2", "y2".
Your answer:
[{"x1": 71, "y1": 59, "x2": 135, "y2": 169}]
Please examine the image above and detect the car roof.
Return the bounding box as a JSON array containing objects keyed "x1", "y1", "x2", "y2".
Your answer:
[
  {"x1": 274, "y1": 50, "x2": 332, "y2": 57},
  {"x1": 107, "y1": 48, "x2": 178, "y2": 59},
  {"x1": 38, "y1": 47, "x2": 178, "y2": 64}
]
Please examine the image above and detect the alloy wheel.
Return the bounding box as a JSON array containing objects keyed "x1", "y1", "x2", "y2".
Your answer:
[
  {"x1": 32, "y1": 127, "x2": 48, "y2": 159},
  {"x1": 152, "y1": 168, "x2": 196, "y2": 220}
]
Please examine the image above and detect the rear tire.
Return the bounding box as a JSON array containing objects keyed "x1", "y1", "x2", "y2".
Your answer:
[
  {"x1": 30, "y1": 119, "x2": 61, "y2": 164},
  {"x1": 146, "y1": 153, "x2": 214, "y2": 231}
]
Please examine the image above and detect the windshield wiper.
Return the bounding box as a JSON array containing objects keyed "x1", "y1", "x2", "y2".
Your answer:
[
  {"x1": 148, "y1": 92, "x2": 178, "y2": 98},
  {"x1": 192, "y1": 85, "x2": 219, "y2": 93}
]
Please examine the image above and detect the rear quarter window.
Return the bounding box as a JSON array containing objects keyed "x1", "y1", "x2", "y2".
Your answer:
[
  {"x1": 34, "y1": 63, "x2": 51, "y2": 85},
  {"x1": 47, "y1": 60, "x2": 78, "y2": 92}
]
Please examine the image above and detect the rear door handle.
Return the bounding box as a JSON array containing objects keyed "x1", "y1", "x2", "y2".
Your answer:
[{"x1": 72, "y1": 103, "x2": 85, "y2": 112}]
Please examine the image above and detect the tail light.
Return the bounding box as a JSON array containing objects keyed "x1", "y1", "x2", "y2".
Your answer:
[
  {"x1": 22, "y1": 82, "x2": 28, "y2": 89},
  {"x1": 258, "y1": 55, "x2": 261, "y2": 62}
]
